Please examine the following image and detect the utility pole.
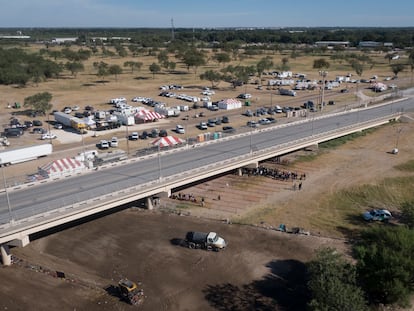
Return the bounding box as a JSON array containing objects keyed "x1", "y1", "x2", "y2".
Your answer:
[
  {"x1": 171, "y1": 18, "x2": 175, "y2": 41},
  {"x1": 0, "y1": 159, "x2": 13, "y2": 224}
]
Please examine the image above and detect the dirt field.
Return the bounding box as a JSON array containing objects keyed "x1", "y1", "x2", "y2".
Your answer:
[
  {"x1": 1, "y1": 210, "x2": 349, "y2": 311},
  {"x1": 1, "y1": 46, "x2": 414, "y2": 310}
]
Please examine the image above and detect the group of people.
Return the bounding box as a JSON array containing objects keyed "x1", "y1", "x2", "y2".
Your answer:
[
  {"x1": 170, "y1": 193, "x2": 198, "y2": 203},
  {"x1": 241, "y1": 166, "x2": 306, "y2": 182}
]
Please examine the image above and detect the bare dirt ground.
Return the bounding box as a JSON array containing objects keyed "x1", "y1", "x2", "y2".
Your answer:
[{"x1": 1, "y1": 211, "x2": 348, "y2": 311}]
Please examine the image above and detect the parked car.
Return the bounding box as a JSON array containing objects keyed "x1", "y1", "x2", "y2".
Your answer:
[
  {"x1": 362, "y1": 209, "x2": 392, "y2": 222},
  {"x1": 110, "y1": 137, "x2": 118, "y2": 147},
  {"x1": 159, "y1": 129, "x2": 168, "y2": 137},
  {"x1": 32, "y1": 127, "x2": 47, "y2": 134},
  {"x1": 33, "y1": 120, "x2": 43, "y2": 126},
  {"x1": 99, "y1": 140, "x2": 110, "y2": 149},
  {"x1": 41, "y1": 133, "x2": 57, "y2": 140},
  {"x1": 207, "y1": 119, "x2": 216, "y2": 127},
  {"x1": 222, "y1": 126, "x2": 236, "y2": 134},
  {"x1": 4, "y1": 128, "x2": 23, "y2": 137},
  {"x1": 222, "y1": 116, "x2": 230, "y2": 123},
  {"x1": 54, "y1": 123, "x2": 63, "y2": 129},
  {"x1": 237, "y1": 93, "x2": 252, "y2": 99},
  {"x1": 63, "y1": 107, "x2": 72, "y2": 114},
  {"x1": 129, "y1": 132, "x2": 139, "y2": 140},
  {"x1": 176, "y1": 125, "x2": 185, "y2": 134},
  {"x1": 140, "y1": 131, "x2": 148, "y2": 139},
  {"x1": 247, "y1": 120, "x2": 259, "y2": 128},
  {"x1": 267, "y1": 117, "x2": 276, "y2": 123},
  {"x1": 149, "y1": 129, "x2": 159, "y2": 138},
  {"x1": 24, "y1": 120, "x2": 33, "y2": 128},
  {"x1": 259, "y1": 118, "x2": 271, "y2": 125},
  {"x1": 198, "y1": 122, "x2": 208, "y2": 130}
]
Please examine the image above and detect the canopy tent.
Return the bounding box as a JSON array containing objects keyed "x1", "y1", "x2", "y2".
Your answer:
[
  {"x1": 151, "y1": 135, "x2": 185, "y2": 148},
  {"x1": 38, "y1": 157, "x2": 86, "y2": 179},
  {"x1": 135, "y1": 109, "x2": 165, "y2": 123},
  {"x1": 217, "y1": 98, "x2": 242, "y2": 110}
]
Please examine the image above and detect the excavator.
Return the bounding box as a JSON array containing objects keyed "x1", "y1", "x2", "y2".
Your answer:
[{"x1": 118, "y1": 279, "x2": 145, "y2": 306}]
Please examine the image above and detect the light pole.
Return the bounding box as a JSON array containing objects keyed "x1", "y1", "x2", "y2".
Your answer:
[
  {"x1": 395, "y1": 127, "x2": 403, "y2": 150},
  {"x1": 125, "y1": 121, "x2": 130, "y2": 156},
  {"x1": 0, "y1": 159, "x2": 13, "y2": 224},
  {"x1": 319, "y1": 70, "x2": 328, "y2": 112},
  {"x1": 157, "y1": 143, "x2": 162, "y2": 180}
]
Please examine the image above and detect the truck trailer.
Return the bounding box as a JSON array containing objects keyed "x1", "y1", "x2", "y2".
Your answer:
[
  {"x1": 0, "y1": 143, "x2": 52, "y2": 166},
  {"x1": 54, "y1": 112, "x2": 87, "y2": 131}
]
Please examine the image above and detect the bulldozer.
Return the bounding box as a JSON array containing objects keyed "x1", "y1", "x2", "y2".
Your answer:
[{"x1": 118, "y1": 279, "x2": 144, "y2": 306}]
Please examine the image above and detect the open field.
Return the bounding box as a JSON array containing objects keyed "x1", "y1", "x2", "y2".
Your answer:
[{"x1": 0, "y1": 45, "x2": 414, "y2": 309}]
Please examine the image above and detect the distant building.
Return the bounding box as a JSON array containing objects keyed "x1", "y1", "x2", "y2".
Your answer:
[
  {"x1": 51, "y1": 37, "x2": 78, "y2": 44},
  {"x1": 358, "y1": 41, "x2": 382, "y2": 48},
  {"x1": 0, "y1": 35, "x2": 31, "y2": 40},
  {"x1": 315, "y1": 41, "x2": 350, "y2": 48}
]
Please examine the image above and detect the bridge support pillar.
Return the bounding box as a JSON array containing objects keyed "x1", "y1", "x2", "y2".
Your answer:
[
  {"x1": 8, "y1": 236, "x2": 30, "y2": 248},
  {"x1": 146, "y1": 197, "x2": 154, "y2": 210},
  {"x1": 0, "y1": 244, "x2": 11, "y2": 266},
  {"x1": 237, "y1": 168, "x2": 243, "y2": 176}
]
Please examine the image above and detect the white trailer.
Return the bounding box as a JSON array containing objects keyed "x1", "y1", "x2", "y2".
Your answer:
[
  {"x1": 54, "y1": 111, "x2": 74, "y2": 127},
  {"x1": 0, "y1": 144, "x2": 52, "y2": 166}
]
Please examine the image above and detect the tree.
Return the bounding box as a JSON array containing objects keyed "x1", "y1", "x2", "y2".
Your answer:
[
  {"x1": 221, "y1": 65, "x2": 255, "y2": 89},
  {"x1": 256, "y1": 56, "x2": 274, "y2": 83},
  {"x1": 313, "y1": 58, "x2": 330, "y2": 71},
  {"x1": 64, "y1": 61, "x2": 84, "y2": 77},
  {"x1": 181, "y1": 48, "x2": 206, "y2": 75},
  {"x1": 307, "y1": 247, "x2": 368, "y2": 311},
  {"x1": 354, "y1": 226, "x2": 414, "y2": 307},
  {"x1": 213, "y1": 52, "x2": 231, "y2": 67},
  {"x1": 149, "y1": 62, "x2": 161, "y2": 79},
  {"x1": 200, "y1": 70, "x2": 222, "y2": 89},
  {"x1": 108, "y1": 64, "x2": 122, "y2": 81},
  {"x1": 93, "y1": 61, "x2": 108, "y2": 82},
  {"x1": 123, "y1": 61, "x2": 143, "y2": 74},
  {"x1": 391, "y1": 63, "x2": 405, "y2": 78},
  {"x1": 24, "y1": 92, "x2": 53, "y2": 115}
]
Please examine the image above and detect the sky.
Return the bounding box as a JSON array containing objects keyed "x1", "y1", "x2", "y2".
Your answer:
[{"x1": 0, "y1": 0, "x2": 413, "y2": 29}]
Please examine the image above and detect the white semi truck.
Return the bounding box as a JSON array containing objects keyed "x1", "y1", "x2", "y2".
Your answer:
[
  {"x1": 0, "y1": 143, "x2": 52, "y2": 166},
  {"x1": 185, "y1": 231, "x2": 227, "y2": 251}
]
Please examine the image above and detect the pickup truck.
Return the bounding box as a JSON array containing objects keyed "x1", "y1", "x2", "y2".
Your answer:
[{"x1": 185, "y1": 231, "x2": 226, "y2": 251}]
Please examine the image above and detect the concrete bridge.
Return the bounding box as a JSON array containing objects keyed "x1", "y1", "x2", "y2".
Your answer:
[{"x1": 0, "y1": 98, "x2": 412, "y2": 265}]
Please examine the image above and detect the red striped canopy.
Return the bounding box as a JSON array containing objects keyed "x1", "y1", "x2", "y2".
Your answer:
[
  {"x1": 151, "y1": 136, "x2": 185, "y2": 147},
  {"x1": 135, "y1": 109, "x2": 165, "y2": 121},
  {"x1": 39, "y1": 157, "x2": 85, "y2": 178}
]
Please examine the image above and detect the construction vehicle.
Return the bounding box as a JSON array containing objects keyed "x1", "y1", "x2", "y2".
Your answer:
[
  {"x1": 118, "y1": 279, "x2": 144, "y2": 306},
  {"x1": 185, "y1": 231, "x2": 227, "y2": 251}
]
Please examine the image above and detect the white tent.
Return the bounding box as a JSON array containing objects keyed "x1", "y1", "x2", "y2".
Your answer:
[
  {"x1": 151, "y1": 136, "x2": 185, "y2": 148},
  {"x1": 38, "y1": 157, "x2": 86, "y2": 178},
  {"x1": 217, "y1": 98, "x2": 242, "y2": 110},
  {"x1": 135, "y1": 109, "x2": 165, "y2": 123}
]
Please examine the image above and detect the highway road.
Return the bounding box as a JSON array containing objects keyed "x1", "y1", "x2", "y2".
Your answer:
[{"x1": 0, "y1": 97, "x2": 413, "y2": 225}]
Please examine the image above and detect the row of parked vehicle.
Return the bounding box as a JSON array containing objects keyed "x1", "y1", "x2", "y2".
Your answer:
[
  {"x1": 197, "y1": 116, "x2": 230, "y2": 130},
  {"x1": 128, "y1": 128, "x2": 169, "y2": 141}
]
